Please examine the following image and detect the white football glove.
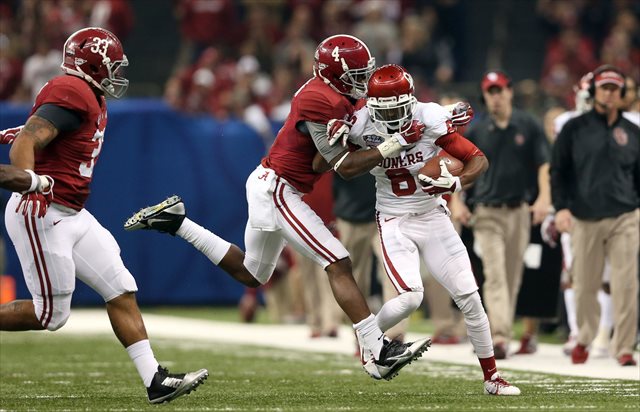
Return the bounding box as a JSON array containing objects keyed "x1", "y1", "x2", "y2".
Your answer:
[
  {"x1": 327, "y1": 118, "x2": 353, "y2": 147},
  {"x1": 0, "y1": 125, "x2": 23, "y2": 145},
  {"x1": 418, "y1": 158, "x2": 461, "y2": 196}
]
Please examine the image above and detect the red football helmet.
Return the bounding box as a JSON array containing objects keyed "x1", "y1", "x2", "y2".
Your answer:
[
  {"x1": 61, "y1": 27, "x2": 129, "y2": 98},
  {"x1": 366, "y1": 64, "x2": 417, "y2": 136},
  {"x1": 313, "y1": 34, "x2": 375, "y2": 99}
]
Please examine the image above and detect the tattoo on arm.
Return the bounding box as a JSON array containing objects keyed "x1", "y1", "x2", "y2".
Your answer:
[{"x1": 22, "y1": 116, "x2": 58, "y2": 149}]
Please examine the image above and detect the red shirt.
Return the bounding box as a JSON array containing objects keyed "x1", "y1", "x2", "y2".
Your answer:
[
  {"x1": 31, "y1": 75, "x2": 107, "y2": 211},
  {"x1": 263, "y1": 77, "x2": 355, "y2": 193}
]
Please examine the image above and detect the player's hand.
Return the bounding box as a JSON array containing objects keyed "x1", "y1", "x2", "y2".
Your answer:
[
  {"x1": 418, "y1": 158, "x2": 461, "y2": 196},
  {"x1": 327, "y1": 116, "x2": 355, "y2": 147},
  {"x1": 445, "y1": 102, "x2": 474, "y2": 127},
  {"x1": 0, "y1": 125, "x2": 23, "y2": 145},
  {"x1": 15, "y1": 175, "x2": 54, "y2": 218},
  {"x1": 399, "y1": 120, "x2": 425, "y2": 145}
]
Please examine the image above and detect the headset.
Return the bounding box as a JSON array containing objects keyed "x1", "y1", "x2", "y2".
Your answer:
[
  {"x1": 479, "y1": 70, "x2": 512, "y2": 105},
  {"x1": 588, "y1": 64, "x2": 627, "y2": 99}
]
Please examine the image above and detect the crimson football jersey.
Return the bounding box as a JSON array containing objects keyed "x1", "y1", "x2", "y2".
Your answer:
[
  {"x1": 31, "y1": 75, "x2": 107, "y2": 210},
  {"x1": 262, "y1": 77, "x2": 355, "y2": 193}
]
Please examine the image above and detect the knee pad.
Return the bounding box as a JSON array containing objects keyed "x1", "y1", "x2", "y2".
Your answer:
[
  {"x1": 38, "y1": 293, "x2": 72, "y2": 331},
  {"x1": 243, "y1": 255, "x2": 273, "y2": 285},
  {"x1": 398, "y1": 290, "x2": 424, "y2": 313},
  {"x1": 453, "y1": 291, "x2": 486, "y2": 326}
]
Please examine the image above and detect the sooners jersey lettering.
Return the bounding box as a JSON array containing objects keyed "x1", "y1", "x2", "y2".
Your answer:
[
  {"x1": 350, "y1": 102, "x2": 451, "y2": 216},
  {"x1": 263, "y1": 77, "x2": 355, "y2": 193},
  {"x1": 31, "y1": 75, "x2": 107, "y2": 210}
]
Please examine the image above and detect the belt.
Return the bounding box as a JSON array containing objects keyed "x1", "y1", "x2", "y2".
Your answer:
[{"x1": 479, "y1": 201, "x2": 523, "y2": 209}]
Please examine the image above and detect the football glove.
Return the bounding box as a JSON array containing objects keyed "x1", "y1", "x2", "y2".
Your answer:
[
  {"x1": 444, "y1": 102, "x2": 474, "y2": 127},
  {"x1": 16, "y1": 175, "x2": 54, "y2": 218},
  {"x1": 400, "y1": 120, "x2": 426, "y2": 145},
  {"x1": 0, "y1": 125, "x2": 23, "y2": 145},
  {"x1": 327, "y1": 116, "x2": 355, "y2": 147},
  {"x1": 418, "y1": 158, "x2": 461, "y2": 196}
]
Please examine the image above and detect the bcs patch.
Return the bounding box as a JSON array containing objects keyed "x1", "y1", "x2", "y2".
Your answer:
[
  {"x1": 364, "y1": 134, "x2": 385, "y2": 148},
  {"x1": 613, "y1": 127, "x2": 628, "y2": 146},
  {"x1": 514, "y1": 133, "x2": 525, "y2": 146}
]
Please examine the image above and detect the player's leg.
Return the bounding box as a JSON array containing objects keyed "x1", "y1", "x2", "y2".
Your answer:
[
  {"x1": 273, "y1": 184, "x2": 429, "y2": 379},
  {"x1": 75, "y1": 210, "x2": 208, "y2": 403},
  {"x1": 373, "y1": 212, "x2": 424, "y2": 333},
  {"x1": 420, "y1": 209, "x2": 519, "y2": 395},
  {"x1": 2, "y1": 195, "x2": 76, "y2": 331}
]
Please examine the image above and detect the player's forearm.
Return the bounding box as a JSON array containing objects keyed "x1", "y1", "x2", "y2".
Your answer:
[
  {"x1": 536, "y1": 163, "x2": 551, "y2": 203},
  {"x1": 0, "y1": 165, "x2": 34, "y2": 192},
  {"x1": 333, "y1": 149, "x2": 382, "y2": 180},
  {"x1": 459, "y1": 155, "x2": 488, "y2": 188}
]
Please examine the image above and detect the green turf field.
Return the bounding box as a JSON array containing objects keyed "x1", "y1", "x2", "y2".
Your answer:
[{"x1": 1, "y1": 331, "x2": 637, "y2": 411}]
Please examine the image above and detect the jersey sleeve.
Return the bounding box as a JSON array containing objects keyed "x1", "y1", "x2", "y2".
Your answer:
[
  {"x1": 296, "y1": 91, "x2": 351, "y2": 124},
  {"x1": 416, "y1": 103, "x2": 455, "y2": 141},
  {"x1": 38, "y1": 81, "x2": 91, "y2": 114},
  {"x1": 347, "y1": 106, "x2": 370, "y2": 147}
]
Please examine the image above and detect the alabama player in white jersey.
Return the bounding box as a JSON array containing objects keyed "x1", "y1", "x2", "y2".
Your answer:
[
  {"x1": 0, "y1": 28, "x2": 207, "y2": 404},
  {"x1": 326, "y1": 64, "x2": 521, "y2": 395}
]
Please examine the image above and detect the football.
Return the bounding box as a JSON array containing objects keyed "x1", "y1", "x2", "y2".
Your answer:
[{"x1": 419, "y1": 151, "x2": 464, "y2": 179}]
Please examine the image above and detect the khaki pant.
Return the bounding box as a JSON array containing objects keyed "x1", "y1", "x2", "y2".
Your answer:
[
  {"x1": 336, "y1": 219, "x2": 408, "y2": 339},
  {"x1": 473, "y1": 203, "x2": 530, "y2": 344},
  {"x1": 571, "y1": 209, "x2": 639, "y2": 357}
]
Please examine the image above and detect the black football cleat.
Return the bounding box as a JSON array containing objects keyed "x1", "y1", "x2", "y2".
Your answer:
[
  {"x1": 375, "y1": 337, "x2": 431, "y2": 381},
  {"x1": 146, "y1": 366, "x2": 208, "y2": 404},
  {"x1": 124, "y1": 195, "x2": 186, "y2": 235}
]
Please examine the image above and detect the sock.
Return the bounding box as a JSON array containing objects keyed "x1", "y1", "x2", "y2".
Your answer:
[
  {"x1": 177, "y1": 218, "x2": 231, "y2": 265},
  {"x1": 126, "y1": 339, "x2": 160, "y2": 387},
  {"x1": 478, "y1": 356, "x2": 497, "y2": 381},
  {"x1": 353, "y1": 314, "x2": 384, "y2": 359},
  {"x1": 564, "y1": 288, "x2": 578, "y2": 338}
]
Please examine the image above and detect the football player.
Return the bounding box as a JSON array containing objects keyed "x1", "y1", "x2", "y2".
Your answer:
[
  {"x1": 0, "y1": 27, "x2": 208, "y2": 404},
  {"x1": 125, "y1": 35, "x2": 431, "y2": 381},
  {"x1": 323, "y1": 64, "x2": 521, "y2": 395}
]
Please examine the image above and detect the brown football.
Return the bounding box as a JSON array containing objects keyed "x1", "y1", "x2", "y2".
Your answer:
[{"x1": 419, "y1": 151, "x2": 464, "y2": 179}]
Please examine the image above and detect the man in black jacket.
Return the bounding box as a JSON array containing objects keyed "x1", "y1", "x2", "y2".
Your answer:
[{"x1": 551, "y1": 64, "x2": 640, "y2": 367}]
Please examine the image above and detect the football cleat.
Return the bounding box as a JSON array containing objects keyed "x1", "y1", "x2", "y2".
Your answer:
[
  {"x1": 362, "y1": 337, "x2": 431, "y2": 381},
  {"x1": 515, "y1": 334, "x2": 537, "y2": 355},
  {"x1": 146, "y1": 366, "x2": 208, "y2": 404},
  {"x1": 571, "y1": 344, "x2": 589, "y2": 364},
  {"x1": 483, "y1": 372, "x2": 521, "y2": 396},
  {"x1": 124, "y1": 195, "x2": 185, "y2": 235}
]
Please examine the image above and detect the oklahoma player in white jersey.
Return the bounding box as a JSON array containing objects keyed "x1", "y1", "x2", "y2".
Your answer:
[
  {"x1": 125, "y1": 35, "x2": 431, "y2": 381},
  {"x1": 0, "y1": 27, "x2": 207, "y2": 404},
  {"x1": 327, "y1": 64, "x2": 521, "y2": 395}
]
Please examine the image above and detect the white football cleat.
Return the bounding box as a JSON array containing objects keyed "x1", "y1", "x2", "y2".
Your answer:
[{"x1": 484, "y1": 372, "x2": 521, "y2": 396}]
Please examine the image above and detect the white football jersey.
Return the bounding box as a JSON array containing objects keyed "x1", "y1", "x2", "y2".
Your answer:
[{"x1": 350, "y1": 102, "x2": 451, "y2": 216}]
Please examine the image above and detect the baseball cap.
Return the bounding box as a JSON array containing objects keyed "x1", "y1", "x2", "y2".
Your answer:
[
  {"x1": 594, "y1": 70, "x2": 624, "y2": 88},
  {"x1": 481, "y1": 71, "x2": 511, "y2": 92}
]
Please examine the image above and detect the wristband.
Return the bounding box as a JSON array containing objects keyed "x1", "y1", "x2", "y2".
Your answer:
[
  {"x1": 24, "y1": 169, "x2": 39, "y2": 192},
  {"x1": 36, "y1": 175, "x2": 52, "y2": 193},
  {"x1": 376, "y1": 137, "x2": 403, "y2": 159}
]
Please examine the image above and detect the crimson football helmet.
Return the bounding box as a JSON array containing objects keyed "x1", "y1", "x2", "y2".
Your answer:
[
  {"x1": 313, "y1": 34, "x2": 375, "y2": 99},
  {"x1": 61, "y1": 27, "x2": 129, "y2": 98},
  {"x1": 366, "y1": 64, "x2": 417, "y2": 136}
]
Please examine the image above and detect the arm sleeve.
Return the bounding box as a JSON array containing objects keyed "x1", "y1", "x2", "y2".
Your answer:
[
  {"x1": 435, "y1": 132, "x2": 484, "y2": 162},
  {"x1": 306, "y1": 121, "x2": 348, "y2": 162},
  {"x1": 34, "y1": 104, "x2": 83, "y2": 132},
  {"x1": 550, "y1": 123, "x2": 573, "y2": 210}
]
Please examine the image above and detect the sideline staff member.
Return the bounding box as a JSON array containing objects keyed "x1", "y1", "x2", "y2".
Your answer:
[
  {"x1": 551, "y1": 64, "x2": 640, "y2": 367},
  {"x1": 453, "y1": 70, "x2": 551, "y2": 359}
]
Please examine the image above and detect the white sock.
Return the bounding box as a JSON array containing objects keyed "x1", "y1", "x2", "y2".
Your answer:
[
  {"x1": 375, "y1": 291, "x2": 422, "y2": 333},
  {"x1": 126, "y1": 339, "x2": 160, "y2": 387},
  {"x1": 353, "y1": 314, "x2": 384, "y2": 359},
  {"x1": 177, "y1": 218, "x2": 231, "y2": 265},
  {"x1": 564, "y1": 288, "x2": 578, "y2": 337},
  {"x1": 597, "y1": 289, "x2": 613, "y2": 331},
  {"x1": 454, "y1": 292, "x2": 493, "y2": 358}
]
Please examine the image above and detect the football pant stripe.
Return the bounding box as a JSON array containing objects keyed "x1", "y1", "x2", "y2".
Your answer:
[
  {"x1": 273, "y1": 178, "x2": 338, "y2": 263},
  {"x1": 24, "y1": 214, "x2": 53, "y2": 328},
  {"x1": 375, "y1": 212, "x2": 411, "y2": 292}
]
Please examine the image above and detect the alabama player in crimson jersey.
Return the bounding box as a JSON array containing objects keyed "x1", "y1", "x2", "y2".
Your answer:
[
  {"x1": 324, "y1": 64, "x2": 521, "y2": 395},
  {"x1": 125, "y1": 34, "x2": 431, "y2": 381},
  {"x1": 0, "y1": 27, "x2": 208, "y2": 404}
]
